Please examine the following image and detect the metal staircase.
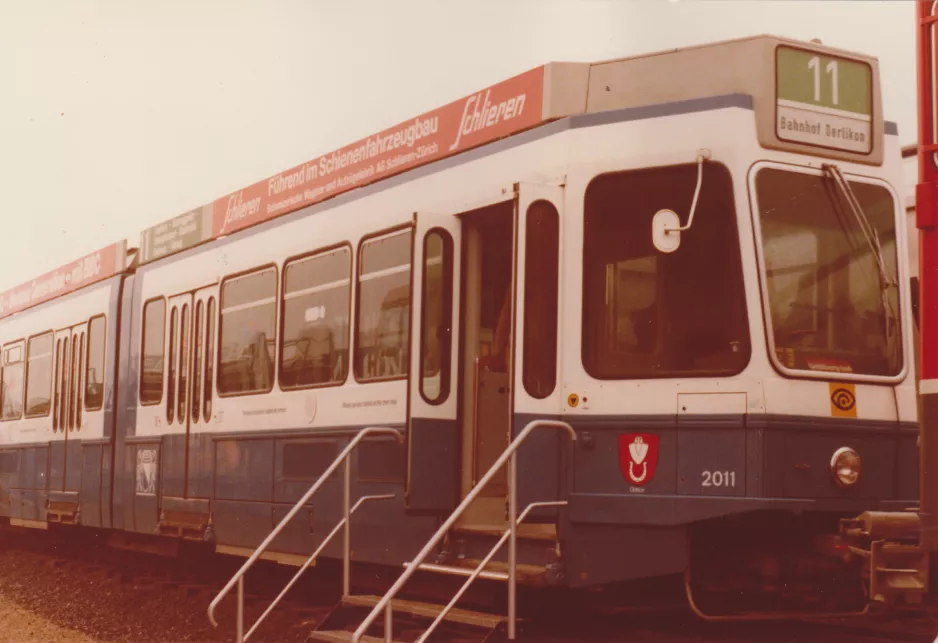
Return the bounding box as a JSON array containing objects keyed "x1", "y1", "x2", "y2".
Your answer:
[
  {"x1": 206, "y1": 426, "x2": 404, "y2": 643},
  {"x1": 308, "y1": 419, "x2": 576, "y2": 643}
]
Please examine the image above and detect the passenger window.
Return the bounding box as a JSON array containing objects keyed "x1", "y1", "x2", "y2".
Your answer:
[
  {"x1": 25, "y1": 333, "x2": 54, "y2": 418},
  {"x1": 582, "y1": 163, "x2": 750, "y2": 378},
  {"x1": 204, "y1": 297, "x2": 215, "y2": 419},
  {"x1": 59, "y1": 337, "x2": 69, "y2": 427},
  {"x1": 419, "y1": 231, "x2": 452, "y2": 404},
  {"x1": 85, "y1": 315, "x2": 105, "y2": 411},
  {"x1": 355, "y1": 229, "x2": 413, "y2": 382},
  {"x1": 1, "y1": 344, "x2": 24, "y2": 421},
  {"x1": 177, "y1": 304, "x2": 189, "y2": 423},
  {"x1": 140, "y1": 299, "x2": 166, "y2": 405},
  {"x1": 280, "y1": 247, "x2": 351, "y2": 389},
  {"x1": 53, "y1": 339, "x2": 62, "y2": 430},
  {"x1": 75, "y1": 332, "x2": 84, "y2": 429},
  {"x1": 192, "y1": 301, "x2": 203, "y2": 422},
  {"x1": 218, "y1": 267, "x2": 277, "y2": 395},
  {"x1": 69, "y1": 337, "x2": 79, "y2": 429},
  {"x1": 522, "y1": 201, "x2": 559, "y2": 398},
  {"x1": 167, "y1": 306, "x2": 178, "y2": 423}
]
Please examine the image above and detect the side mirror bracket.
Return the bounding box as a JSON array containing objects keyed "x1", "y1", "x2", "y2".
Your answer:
[{"x1": 651, "y1": 148, "x2": 711, "y2": 253}]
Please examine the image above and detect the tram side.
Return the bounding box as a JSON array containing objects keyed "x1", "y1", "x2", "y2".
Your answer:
[{"x1": 0, "y1": 266, "x2": 128, "y2": 531}]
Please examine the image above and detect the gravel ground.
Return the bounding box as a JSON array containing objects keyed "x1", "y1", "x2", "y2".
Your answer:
[
  {"x1": 0, "y1": 594, "x2": 99, "y2": 643},
  {"x1": 0, "y1": 528, "x2": 935, "y2": 643}
]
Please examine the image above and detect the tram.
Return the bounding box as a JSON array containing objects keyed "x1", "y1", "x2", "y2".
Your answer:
[{"x1": 0, "y1": 33, "x2": 920, "y2": 638}]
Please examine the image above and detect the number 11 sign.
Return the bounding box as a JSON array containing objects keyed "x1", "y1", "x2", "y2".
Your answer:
[{"x1": 775, "y1": 45, "x2": 873, "y2": 154}]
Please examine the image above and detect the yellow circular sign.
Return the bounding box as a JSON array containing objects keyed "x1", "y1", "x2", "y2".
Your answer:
[{"x1": 568, "y1": 393, "x2": 579, "y2": 408}]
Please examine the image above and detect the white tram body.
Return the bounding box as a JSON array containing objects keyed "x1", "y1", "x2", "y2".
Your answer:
[{"x1": 0, "y1": 35, "x2": 917, "y2": 612}]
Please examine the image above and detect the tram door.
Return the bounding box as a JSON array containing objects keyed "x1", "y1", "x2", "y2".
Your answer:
[
  {"x1": 406, "y1": 214, "x2": 462, "y2": 512},
  {"x1": 51, "y1": 322, "x2": 88, "y2": 490},
  {"x1": 163, "y1": 286, "x2": 216, "y2": 501}
]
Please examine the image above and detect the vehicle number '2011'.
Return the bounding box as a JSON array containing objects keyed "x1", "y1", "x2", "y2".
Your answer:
[{"x1": 701, "y1": 470, "x2": 737, "y2": 488}]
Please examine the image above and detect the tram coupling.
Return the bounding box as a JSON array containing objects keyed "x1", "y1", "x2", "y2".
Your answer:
[{"x1": 839, "y1": 511, "x2": 929, "y2": 606}]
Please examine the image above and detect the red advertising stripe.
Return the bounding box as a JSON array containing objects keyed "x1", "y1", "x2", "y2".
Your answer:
[
  {"x1": 212, "y1": 65, "x2": 546, "y2": 238},
  {"x1": 0, "y1": 242, "x2": 126, "y2": 320}
]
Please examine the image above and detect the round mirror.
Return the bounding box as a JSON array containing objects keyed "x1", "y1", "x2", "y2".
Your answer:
[{"x1": 651, "y1": 209, "x2": 681, "y2": 253}]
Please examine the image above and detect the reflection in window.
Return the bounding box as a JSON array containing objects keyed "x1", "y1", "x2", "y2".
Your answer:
[
  {"x1": 59, "y1": 337, "x2": 69, "y2": 427},
  {"x1": 219, "y1": 268, "x2": 277, "y2": 395},
  {"x1": 178, "y1": 304, "x2": 190, "y2": 423},
  {"x1": 523, "y1": 201, "x2": 559, "y2": 398},
  {"x1": 355, "y1": 230, "x2": 412, "y2": 381},
  {"x1": 755, "y1": 169, "x2": 901, "y2": 376},
  {"x1": 420, "y1": 231, "x2": 452, "y2": 404},
  {"x1": 192, "y1": 301, "x2": 203, "y2": 422},
  {"x1": 2, "y1": 344, "x2": 24, "y2": 421},
  {"x1": 204, "y1": 297, "x2": 215, "y2": 420},
  {"x1": 25, "y1": 333, "x2": 53, "y2": 417},
  {"x1": 582, "y1": 163, "x2": 750, "y2": 379},
  {"x1": 167, "y1": 307, "x2": 177, "y2": 423},
  {"x1": 280, "y1": 247, "x2": 351, "y2": 389},
  {"x1": 140, "y1": 299, "x2": 165, "y2": 405},
  {"x1": 85, "y1": 315, "x2": 106, "y2": 411}
]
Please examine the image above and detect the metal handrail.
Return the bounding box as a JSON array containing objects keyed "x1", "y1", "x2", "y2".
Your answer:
[
  {"x1": 244, "y1": 493, "x2": 393, "y2": 641},
  {"x1": 352, "y1": 419, "x2": 576, "y2": 643},
  {"x1": 207, "y1": 426, "x2": 404, "y2": 642},
  {"x1": 414, "y1": 500, "x2": 567, "y2": 643}
]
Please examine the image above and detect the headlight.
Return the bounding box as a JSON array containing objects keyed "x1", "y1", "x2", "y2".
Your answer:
[{"x1": 830, "y1": 447, "x2": 861, "y2": 488}]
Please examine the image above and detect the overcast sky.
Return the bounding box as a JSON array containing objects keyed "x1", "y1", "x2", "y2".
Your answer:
[{"x1": 0, "y1": 0, "x2": 916, "y2": 292}]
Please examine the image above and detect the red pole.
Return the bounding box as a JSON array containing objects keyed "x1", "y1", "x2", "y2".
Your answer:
[{"x1": 916, "y1": 0, "x2": 938, "y2": 549}]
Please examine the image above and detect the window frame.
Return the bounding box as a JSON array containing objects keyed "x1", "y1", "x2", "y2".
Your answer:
[
  {"x1": 522, "y1": 200, "x2": 560, "y2": 399},
  {"x1": 747, "y1": 159, "x2": 908, "y2": 385},
  {"x1": 277, "y1": 241, "x2": 354, "y2": 393},
  {"x1": 580, "y1": 161, "x2": 752, "y2": 380},
  {"x1": 1, "y1": 339, "x2": 26, "y2": 422},
  {"x1": 139, "y1": 296, "x2": 167, "y2": 406},
  {"x1": 417, "y1": 228, "x2": 454, "y2": 406},
  {"x1": 84, "y1": 314, "x2": 106, "y2": 412},
  {"x1": 24, "y1": 330, "x2": 54, "y2": 419},
  {"x1": 353, "y1": 223, "x2": 415, "y2": 385},
  {"x1": 216, "y1": 263, "x2": 280, "y2": 398}
]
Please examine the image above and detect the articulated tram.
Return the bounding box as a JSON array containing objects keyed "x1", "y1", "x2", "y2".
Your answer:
[{"x1": 0, "y1": 34, "x2": 919, "y2": 627}]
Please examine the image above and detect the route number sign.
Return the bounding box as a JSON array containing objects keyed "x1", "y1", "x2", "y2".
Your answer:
[{"x1": 776, "y1": 45, "x2": 873, "y2": 154}]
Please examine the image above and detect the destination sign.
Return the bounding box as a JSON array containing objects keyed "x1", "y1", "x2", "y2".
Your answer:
[
  {"x1": 776, "y1": 45, "x2": 873, "y2": 154},
  {"x1": 139, "y1": 65, "x2": 547, "y2": 264},
  {"x1": 0, "y1": 241, "x2": 127, "y2": 320},
  {"x1": 139, "y1": 205, "x2": 213, "y2": 264}
]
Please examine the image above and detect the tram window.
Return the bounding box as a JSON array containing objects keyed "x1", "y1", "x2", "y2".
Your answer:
[
  {"x1": 419, "y1": 231, "x2": 452, "y2": 404},
  {"x1": 140, "y1": 298, "x2": 166, "y2": 405},
  {"x1": 53, "y1": 339, "x2": 62, "y2": 430},
  {"x1": 69, "y1": 336, "x2": 79, "y2": 429},
  {"x1": 75, "y1": 332, "x2": 84, "y2": 429},
  {"x1": 754, "y1": 169, "x2": 901, "y2": 377},
  {"x1": 85, "y1": 315, "x2": 105, "y2": 411},
  {"x1": 59, "y1": 337, "x2": 69, "y2": 426},
  {"x1": 582, "y1": 162, "x2": 750, "y2": 379},
  {"x1": 25, "y1": 333, "x2": 53, "y2": 418},
  {"x1": 280, "y1": 246, "x2": 351, "y2": 390},
  {"x1": 218, "y1": 267, "x2": 277, "y2": 395},
  {"x1": 167, "y1": 306, "x2": 177, "y2": 424},
  {"x1": 522, "y1": 201, "x2": 560, "y2": 398},
  {"x1": 1, "y1": 344, "x2": 24, "y2": 421},
  {"x1": 192, "y1": 301, "x2": 203, "y2": 423},
  {"x1": 355, "y1": 229, "x2": 413, "y2": 382},
  {"x1": 204, "y1": 297, "x2": 215, "y2": 420},
  {"x1": 178, "y1": 304, "x2": 190, "y2": 423}
]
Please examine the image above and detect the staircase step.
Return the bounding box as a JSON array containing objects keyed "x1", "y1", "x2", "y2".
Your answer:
[
  {"x1": 307, "y1": 630, "x2": 401, "y2": 643},
  {"x1": 342, "y1": 594, "x2": 506, "y2": 628},
  {"x1": 403, "y1": 561, "x2": 509, "y2": 581}
]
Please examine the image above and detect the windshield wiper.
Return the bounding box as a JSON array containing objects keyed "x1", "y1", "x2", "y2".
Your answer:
[{"x1": 821, "y1": 163, "x2": 900, "y2": 363}]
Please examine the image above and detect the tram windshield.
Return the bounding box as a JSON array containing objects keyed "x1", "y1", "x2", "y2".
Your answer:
[{"x1": 753, "y1": 167, "x2": 901, "y2": 378}]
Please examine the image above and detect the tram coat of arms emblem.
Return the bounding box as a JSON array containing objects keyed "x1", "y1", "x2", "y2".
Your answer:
[{"x1": 618, "y1": 434, "x2": 659, "y2": 486}]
